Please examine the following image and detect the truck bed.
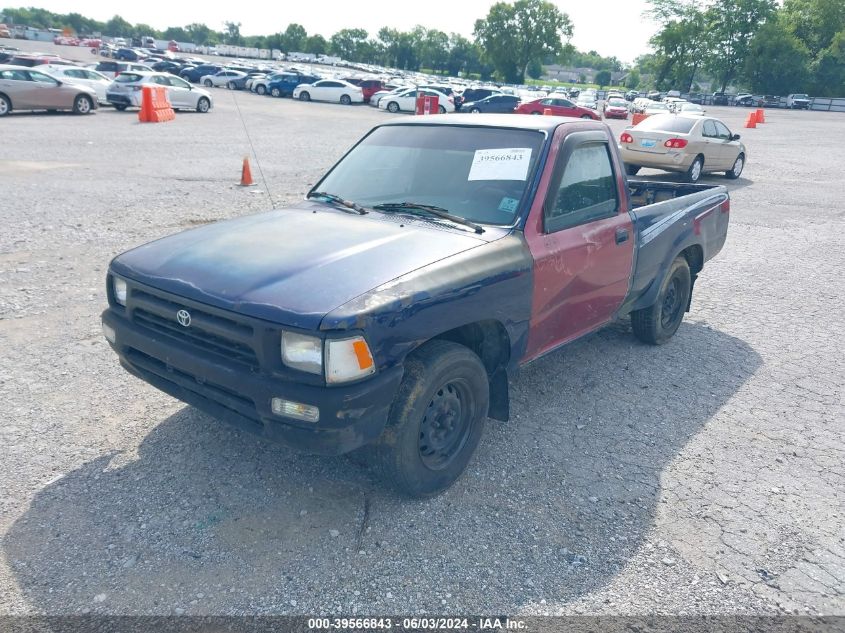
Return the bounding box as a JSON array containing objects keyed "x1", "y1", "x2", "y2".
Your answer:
[{"x1": 621, "y1": 180, "x2": 730, "y2": 315}]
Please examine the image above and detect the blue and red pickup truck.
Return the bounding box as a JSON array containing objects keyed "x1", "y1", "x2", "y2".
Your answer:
[{"x1": 102, "y1": 115, "x2": 730, "y2": 497}]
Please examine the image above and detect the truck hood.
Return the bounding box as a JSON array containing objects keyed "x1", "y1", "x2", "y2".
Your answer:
[{"x1": 110, "y1": 204, "x2": 488, "y2": 330}]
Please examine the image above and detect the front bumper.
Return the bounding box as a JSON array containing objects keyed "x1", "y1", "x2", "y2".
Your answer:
[{"x1": 102, "y1": 309, "x2": 404, "y2": 455}]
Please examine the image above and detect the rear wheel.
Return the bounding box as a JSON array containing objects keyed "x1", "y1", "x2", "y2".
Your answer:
[
  {"x1": 373, "y1": 341, "x2": 489, "y2": 497},
  {"x1": 626, "y1": 164, "x2": 641, "y2": 176},
  {"x1": 631, "y1": 256, "x2": 691, "y2": 345},
  {"x1": 0, "y1": 94, "x2": 10, "y2": 116},
  {"x1": 438, "y1": 105, "x2": 446, "y2": 114},
  {"x1": 227, "y1": 81, "x2": 236, "y2": 90},
  {"x1": 73, "y1": 94, "x2": 93, "y2": 115},
  {"x1": 580, "y1": 114, "x2": 592, "y2": 119},
  {"x1": 256, "y1": 85, "x2": 267, "y2": 95},
  {"x1": 114, "y1": 103, "x2": 128, "y2": 111},
  {"x1": 726, "y1": 153, "x2": 744, "y2": 179},
  {"x1": 684, "y1": 156, "x2": 703, "y2": 183},
  {"x1": 340, "y1": 94, "x2": 351, "y2": 105},
  {"x1": 203, "y1": 79, "x2": 213, "y2": 87},
  {"x1": 299, "y1": 91, "x2": 310, "y2": 101},
  {"x1": 270, "y1": 87, "x2": 281, "y2": 98},
  {"x1": 470, "y1": 107, "x2": 481, "y2": 113},
  {"x1": 196, "y1": 97, "x2": 210, "y2": 113}
]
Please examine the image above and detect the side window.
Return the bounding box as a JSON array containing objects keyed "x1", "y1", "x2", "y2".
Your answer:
[
  {"x1": 713, "y1": 121, "x2": 731, "y2": 139},
  {"x1": 540, "y1": 98, "x2": 552, "y2": 105},
  {"x1": 546, "y1": 143, "x2": 618, "y2": 232},
  {"x1": 702, "y1": 120, "x2": 718, "y2": 138},
  {"x1": 1, "y1": 69, "x2": 28, "y2": 81},
  {"x1": 28, "y1": 71, "x2": 57, "y2": 84},
  {"x1": 152, "y1": 75, "x2": 171, "y2": 85}
]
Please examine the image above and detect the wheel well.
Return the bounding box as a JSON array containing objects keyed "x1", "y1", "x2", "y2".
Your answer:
[
  {"x1": 431, "y1": 320, "x2": 511, "y2": 421},
  {"x1": 681, "y1": 244, "x2": 704, "y2": 276}
]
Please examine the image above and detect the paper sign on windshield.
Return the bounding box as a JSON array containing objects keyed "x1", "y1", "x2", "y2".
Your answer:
[{"x1": 468, "y1": 148, "x2": 532, "y2": 181}]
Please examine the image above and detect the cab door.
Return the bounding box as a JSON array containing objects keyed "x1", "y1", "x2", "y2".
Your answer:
[{"x1": 522, "y1": 128, "x2": 635, "y2": 361}]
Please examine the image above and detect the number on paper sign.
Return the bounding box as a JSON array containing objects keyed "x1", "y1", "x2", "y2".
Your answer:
[{"x1": 468, "y1": 148, "x2": 532, "y2": 181}]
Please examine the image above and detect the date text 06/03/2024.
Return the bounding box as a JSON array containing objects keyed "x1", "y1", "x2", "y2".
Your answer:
[{"x1": 307, "y1": 617, "x2": 527, "y2": 630}]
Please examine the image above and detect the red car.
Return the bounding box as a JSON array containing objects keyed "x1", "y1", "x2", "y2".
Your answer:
[
  {"x1": 343, "y1": 77, "x2": 385, "y2": 103},
  {"x1": 515, "y1": 96, "x2": 600, "y2": 120},
  {"x1": 603, "y1": 97, "x2": 630, "y2": 119}
]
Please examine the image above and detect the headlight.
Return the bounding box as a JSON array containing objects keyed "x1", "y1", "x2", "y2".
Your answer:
[
  {"x1": 326, "y1": 336, "x2": 375, "y2": 384},
  {"x1": 112, "y1": 277, "x2": 127, "y2": 306},
  {"x1": 281, "y1": 332, "x2": 322, "y2": 375}
]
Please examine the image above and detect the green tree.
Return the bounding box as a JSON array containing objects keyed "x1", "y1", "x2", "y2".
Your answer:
[
  {"x1": 812, "y1": 29, "x2": 845, "y2": 95},
  {"x1": 527, "y1": 59, "x2": 543, "y2": 79},
  {"x1": 223, "y1": 21, "x2": 242, "y2": 45},
  {"x1": 474, "y1": 0, "x2": 573, "y2": 84},
  {"x1": 280, "y1": 23, "x2": 307, "y2": 52},
  {"x1": 646, "y1": 0, "x2": 708, "y2": 92},
  {"x1": 104, "y1": 15, "x2": 133, "y2": 37},
  {"x1": 782, "y1": 0, "x2": 845, "y2": 58},
  {"x1": 625, "y1": 68, "x2": 641, "y2": 89},
  {"x1": 743, "y1": 18, "x2": 810, "y2": 93},
  {"x1": 330, "y1": 28, "x2": 368, "y2": 60},
  {"x1": 704, "y1": 0, "x2": 777, "y2": 92},
  {"x1": 304, "y1": 34, "x2": 328, "y2": 55},
  {"x1": 595, "y1": 69, "x2": 611, "y2": 87}
]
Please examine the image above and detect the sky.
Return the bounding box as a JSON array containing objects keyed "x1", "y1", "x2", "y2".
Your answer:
[{"x1": 15, "y1": 0, "x2": 659, "y2": 64}]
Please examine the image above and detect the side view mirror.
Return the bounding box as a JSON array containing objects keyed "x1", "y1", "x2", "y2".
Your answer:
[{"x1": 731, "y1": 133, "x2": 741, "y2": 141}]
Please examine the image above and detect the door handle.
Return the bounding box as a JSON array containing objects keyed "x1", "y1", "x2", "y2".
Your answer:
[{"x1": 615, "y1": 228, "x2": 629, "y2": 244}]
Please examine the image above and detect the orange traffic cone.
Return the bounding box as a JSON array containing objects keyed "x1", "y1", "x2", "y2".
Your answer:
[
  {"x1": 543, "y1": 108, "x2": 553, "y2": 115},
  {"x1": 744, "y1": 112, "x2": 757, "y2": 128},
  {"x1": 239, "y1": 157, "x2": 255, "y2": 186},
  {"x1": 755, "y1": 108, "x2": 765, "y2": 123}
]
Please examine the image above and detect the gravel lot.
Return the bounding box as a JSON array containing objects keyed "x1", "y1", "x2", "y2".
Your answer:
[{"x1": 0, "y1": 59, "x2": 843, "y2": 619}]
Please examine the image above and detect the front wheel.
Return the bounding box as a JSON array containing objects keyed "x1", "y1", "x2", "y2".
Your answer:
[
  {"x1": 0, "y1": 94, "x2": 10, "y2": 116},
  {"x1": 196, "y1": 97, "x2": 210, "y2": 113},
  {"x1": 725, "y1": 153, "x2": 744, "y2": 179},
  {"x1": 470, "y1": 107, "x2": 481, "y2": 113},
  {"x1": 227, "y1": 81, "x2": 236, "y2": 90},
  {"x1": 299, "y1": 91, "x2": 310, "y2": 101},
  {"x1": 373, "y1": 341, "x2": 489, "y2": 497},
  {"x1": 73, "y1": 94, "x2": 93, "y2": 115},
  {"x1": 631, "y1": 256, "x2": 691, "y2": 345},
  {"x1": 580, "y1": 114, "x2": 592, "y2": 119},
  {"x1": 203, "y1": 79, "x2": 213, "y2": 87},
  {"x1": 270, "y1": 87, "x2": 281, "y2": 98},
  {"x1": 113, "y1": 103, "x2": 127, "y2": 111},
  {"x1": 438, "y1": 105, "x2": 446, "y2": 114},
  {"x1": 387, "y1": 101, "x2": 399, "y2": 113},
  {"x1": 340, "y1": 94, "x2": 351, "y2": 105},
  {"x1": 684, "y1": 156, "x2": 703, "y2": 183}
]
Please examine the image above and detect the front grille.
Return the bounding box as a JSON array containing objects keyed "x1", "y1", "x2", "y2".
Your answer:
[{"x1": 130, "y1": 289, "x2": 259, "y2": 369}]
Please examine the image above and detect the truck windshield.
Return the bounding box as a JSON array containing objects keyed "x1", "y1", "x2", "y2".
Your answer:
[{"x1": 314, "y1": 124, "x2": 546, "y2": 226}]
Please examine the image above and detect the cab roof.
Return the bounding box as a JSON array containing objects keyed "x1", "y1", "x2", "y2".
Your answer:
[{"x1": 379, "y1": 113, "x2": 599, "y2": 133}]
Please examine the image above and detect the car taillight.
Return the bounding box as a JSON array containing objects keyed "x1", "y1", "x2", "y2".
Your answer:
[
  {"x1": 664, "y1": 138, "x2": 688, "y2": 148},
  {"x1": 620, "y1": 132, "x2": 634, "y2": 144},
  {"x1": 720, "y1": 199, "x2": 730, "y2": 214}
]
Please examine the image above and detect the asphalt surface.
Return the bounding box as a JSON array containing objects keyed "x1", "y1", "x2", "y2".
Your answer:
[{"x1": 0, "y1": 52, "x2": 843, "y2": 618}]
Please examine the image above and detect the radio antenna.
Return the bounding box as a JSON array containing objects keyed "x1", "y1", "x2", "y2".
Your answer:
[{"x1": 230, "y1": 87, "x2": 275, "y2": 205}]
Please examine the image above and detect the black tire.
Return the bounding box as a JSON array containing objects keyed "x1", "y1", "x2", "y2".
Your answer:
[
  {"x1": 203, "y1": 79, "x2": 213, "y2": 87},
  {"x1": 373, "y1": 340, "x2": 489, "y2": 497},
  {"x1": 0, "y1": 93, "x2": 10, "y2": 117},
  {"x1": 631, "y1": 256, "x2": 691, "y2": 345},
  {"x1": 299, "y1": 91, "x2": 310, "y2": 102},
  {"x1": 626, "y1": 164, "x2": 641, "y2": 176},
  {"x1": 387, "y1": 101, "x2": 399, "y2": 113},
  {"x1": 114, "y1": 104, "x2": 128, "y2": 111},
  {"x1": 196, "y1": 97, "x2": 210, "y2": 113},
  {"x1": 73, "y1": 94, "x2": 93, "y2": 115},
  {"x1": 684, "y1": 156, "x2": 704, "y2": 183},
  {"x1": 530, "y1": 111, "x2": 541, "y2": 115},
  {"x1": 256, "y1": 85, "x2": 266, "y2": 95},
  {"x1": 227, "y1": 81, "x2": 236, "y2": 90},
  {"x1": 270, "y1": 87, "x2": 281, "y2": 98},
  {"x1": 340, "y1": 94, "x2": 351, "y2": 105},
  {"x1": 438, "y1": 105, "x2": 446, "y2": 114},
  {"x1": 580, "y1": 114, "x2": 592, "y2": 119},
  {"x1": 725, "y1": 152, "x2": 744, "y2": 179},
  {"x1": 470, "y1": 107, "x2": 481, "y2": 113}
]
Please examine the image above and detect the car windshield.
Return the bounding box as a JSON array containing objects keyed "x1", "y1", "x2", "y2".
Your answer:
[
  {"x1": 114, "y1": 73, "x2": 143, "y2": 83},
  {"x1": 636, "y1": 114, "x2": 697, "y2": 133},
  {"x1": 608, "y1": 99, "x2": 627, "y2": 106},
  {"x1": 314, "y1": 125, "x2": 546, "y2": 226}
]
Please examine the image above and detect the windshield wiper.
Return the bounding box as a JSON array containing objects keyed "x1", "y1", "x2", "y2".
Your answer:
[
  {"x1": 372, "y1": 202, "x2": 484, "y2": 234},
  {"x1": 307, "y1": 191, "x2": 368, "y2": 215}
]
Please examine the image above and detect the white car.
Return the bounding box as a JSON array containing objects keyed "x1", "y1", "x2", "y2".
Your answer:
[
  {"x1": 292, "y1": 79, "x2": 364, "y2": 105},
  {"x1": 643, "y1": 101, "x2": 672, "y2": 115},
  {"x1": 677, "y1": 102, "x2": 706, "y2": 116},
  {"x1": 106, "y1": 71, "x2": 212, "y2": 113},
  {"x1": 34, "y1": 65, "x2": 111, "y2": 104},
  {"x1": 378, "y1": 87, "x2": 455, "y2": 114},
  {"x1": 199, "y1": 70, "x2": 247, "y2": 88},
  {"x1": 369, "y1": 86, "x2": 409, "y2": 107}
]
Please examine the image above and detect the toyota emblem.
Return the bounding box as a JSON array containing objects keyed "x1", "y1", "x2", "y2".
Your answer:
[{"x1": 176, "y1": 309, "x2": 191, "y2": 327}]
